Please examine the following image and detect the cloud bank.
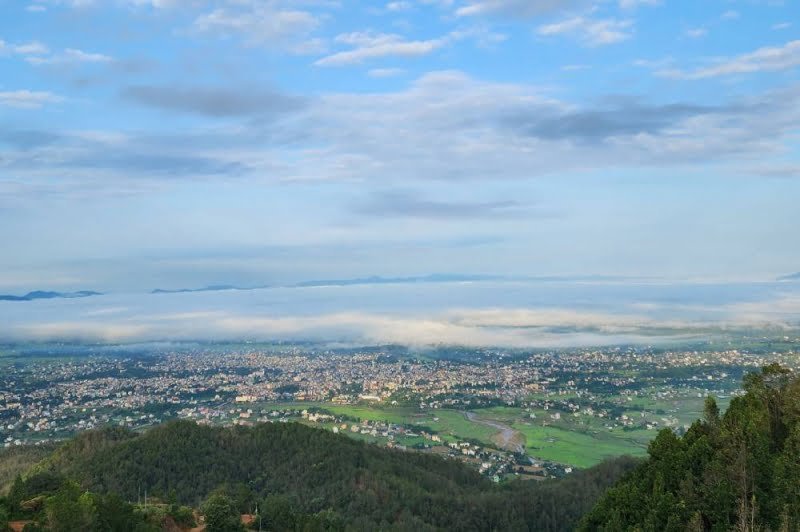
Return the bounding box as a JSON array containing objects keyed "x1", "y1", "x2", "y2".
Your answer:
[{"x1": 2, "y1": 285, "x2": 799, "y2": 347}]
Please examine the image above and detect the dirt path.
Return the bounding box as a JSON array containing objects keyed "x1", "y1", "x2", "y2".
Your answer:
[{"x1": 464, "y1": 412, "x2": 525, "y2": 453}]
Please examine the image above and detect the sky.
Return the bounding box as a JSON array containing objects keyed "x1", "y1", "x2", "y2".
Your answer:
[{"x1": 1, "y1": 0, "x2": 800, "y2": 294}]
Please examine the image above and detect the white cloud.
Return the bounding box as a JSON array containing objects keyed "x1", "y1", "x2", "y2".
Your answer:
[
  {"x1": 5, "y1": 71, "x2": 800, "y2": 201},
  {"x1": 127, "y1": 0, "x2": 194, "y2": 7},
  {"x1": 13, "y1": 41, "x2": 49, "y2": 55},
  {"x1": 618, "y1": 0, "x2": 660, "y2": 8},
  {"x1": 659, "y1": 40, "x2": 800, "y2": 79},
  {"x1": 686, "y1": 28, "x2": 707, "y2": 39},
  {"x1": 191, "y1": 3, "x2": 320, "y2": 49},
  {"x1": 385, "y1": 1, "x2": 412, "y2": 11},
  {"x1": 0, "y1": 90, "x2": 62, "y2": 109},
  {"x1": 0, "y1": 39, "x2": 49, "y2": 57},
  {"x1": 772, "y1": 22, "x2": 791, "y2": 31},
  {"x1": 5, "y1": 297, "x2": 799, "y2": 346},
  {"x1": 315, "y1": 31, "x2": 454, "y2": 66},
  {"x1": 537, "y1": 16, "x2": 633, "y2": 46},
  {"x1": 368, "y1": 67, "x2": 406, "y2": 77},
  {"x1": 721, "y1": 10, "x2": 739, "y2": 20},
  {"x1": 43, "y1": 0, "x2": 195, "y2": 7},
  {"x1": 27, "y1": 47, "x2": 112, "y2": 64},
  {"x1": 456, "y1": 0, "x2": 584, "y2": 17}
]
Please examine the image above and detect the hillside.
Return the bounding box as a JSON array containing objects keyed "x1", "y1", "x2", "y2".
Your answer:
[
  {"x1": 579, "y1": 364, "x2": 800, "y2": 531},
  {"x1": 1, "y1": 420, "x2": 637, "y2": 531},
  {"x1": 0, "y1": 444, "x2": 57, "y2": 495}
]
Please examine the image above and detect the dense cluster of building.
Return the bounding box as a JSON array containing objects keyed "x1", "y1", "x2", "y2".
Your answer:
[{"x1": 1, "y1": 343, "x2": 797, "y2": 476}]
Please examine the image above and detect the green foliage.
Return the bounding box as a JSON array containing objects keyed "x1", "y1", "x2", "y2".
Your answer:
[
  {"x1": 5, "y1": 472, "x2": 157, "y2": 531},
  {"x1": 7, "y1": 418, "x2": 636, "y2": 531},
  {"x1": 94, "y1": 493, "x2": 141, "y2": 532},
  {"x1": 167, "y1": 503, "x2": 196, "y2": 528},
  {"x1": 0, "y1": 445, "x2": 57, "y2": 496},
  {"x1": 44, "y1": 482, "x2": 94, "y2": 532},
  {"x1": 202, "y1": 493, "x2": 244, "y2": 532},
  {"x1": 0, "y1": 503, "x2": 8, "y2": 532},
  {"x1": 580, "y1": 365, "x2": 800, "y2": 531},
  {"x1": 262, "y1": 494, "x2": 297, "y2": 531}
]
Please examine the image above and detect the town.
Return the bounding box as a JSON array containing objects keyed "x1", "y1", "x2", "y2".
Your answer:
[{"x1": 1, "y1": 339, "x2": 798, "y2": 479}]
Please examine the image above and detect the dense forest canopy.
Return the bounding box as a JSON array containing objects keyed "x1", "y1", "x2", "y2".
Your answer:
[
  {"x1": 1, "y1": 419, "x2": 635, "y2": 531},
  {"x1": 580, "y1": 364, "x2": 800, "y2": 531}
]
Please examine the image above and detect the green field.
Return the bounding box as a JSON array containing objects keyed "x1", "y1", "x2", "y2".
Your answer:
[
  {"x1": 248, "y1": 397, "x2": 702, "y2": 468},
  {"x1": 424, "y1": 410, "x2": 498, "y2": 444},
  {"x1": 513, "y1": 422, "x2": 649, "y2": 468}
]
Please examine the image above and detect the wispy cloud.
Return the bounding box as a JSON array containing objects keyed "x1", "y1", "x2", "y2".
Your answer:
[
  {"x1": 385, "y1": 1, "x2": 412, "y2": 12},
  {"x1": 0, "y1": 39, "x2": 49, "y2": 56},
  {"x1": 537, "y1": 16, "x2": 633, "y2": 46},
  {"x1": 315, "y1": 31, "x2": 453, "y2": 66},
  {"x1": 191, "y1": 2, "x2": 321, "y2": 50},
  {"x1": 0, "y1": 90, "x2": 62, "y2": 109},
  {"x1": 685, "y1": 28, "x2": 707, "y2": 39},
  {"x1": 618, "y1": 0, "x2": 660, "y2": 8},
  {"x1": 352, "y1": 190, "x2": 532, "y2": 220},
  {"x1": 456, "y1": 0, "x2": 586, "y2": 18},
  {"x1": 561, "y1": 64, "x2": 589, "y2": 71},
  {"x1": 27, "y1": 48, "x2": 112, "y2": 65},
  {"x1": 367, "y1": 67, "x2": 406, "y2": 77},
  {"x1": 658, "y1": 40, "x2": 800, "y2": 79}
]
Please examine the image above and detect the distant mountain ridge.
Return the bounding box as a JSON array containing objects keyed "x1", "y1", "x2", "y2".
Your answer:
[
  {"x1": 778, "y1": 272, "x2": 800, "y2": 281},
  {"x1": 150, "y1": 285, "x2": 258, "y2": 294},
  {"x1": 3, "y1": 274, "x2": 652, "y2": 302},
  {"x1": 150, "y1": 274, "x2": 501, "y2": 294},
  {"x1": 148, "y1": 274, "x2": 653, "y2": 295},
  {"x1": 0, "y1": 290, "x2": 102, "y2": 302},
  {"x1": 292, "y1": 273, "x2": 502, "y2": 288},
  {"x1": 149, "y1": 274, "x2": 643, "y2": 294}
]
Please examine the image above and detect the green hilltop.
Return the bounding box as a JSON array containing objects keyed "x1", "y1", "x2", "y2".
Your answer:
[{"x1": 1, "y1": 419, "x2": 635, "y2": 531}]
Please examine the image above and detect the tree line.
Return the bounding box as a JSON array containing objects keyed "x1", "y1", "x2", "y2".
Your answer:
[{"x1": 580, "y1": 364, "x2": 800, "y2": 531}]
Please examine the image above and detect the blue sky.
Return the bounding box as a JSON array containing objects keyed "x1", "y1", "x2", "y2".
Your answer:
[{"x1": 1, "y1": 0, "x2": 799, "y2": 292}]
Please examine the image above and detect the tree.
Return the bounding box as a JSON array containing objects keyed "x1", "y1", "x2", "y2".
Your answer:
[
  {"x1": 45, "y1": 484, "x2": 94, "y2": 532},
  {"x1": 95, "y1": 493, "x2": 138, "y2": 532},
  {"x1": 262, "y1": 494, "x2": 297, "y2": 531},
  {"x1": 704, "y1": 396, "x2": 720, "y2": 427},
  {"x1": 202, "y1": 493, "x2": 243, "y2": 532},
  {"x1": 0, "y1": 504, "x2": 9, "y2": 532},
  {"x1": 580, "y1": 365, "x2": 800, "y2": 532}
]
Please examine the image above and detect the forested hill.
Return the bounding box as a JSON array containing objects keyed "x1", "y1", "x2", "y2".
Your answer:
[
  {"x1": 579, "y1": 364, "x2": 800, "y2": 531},
  {"x1": 2, "y1": 420, "x2": 637, "y2": 531}
]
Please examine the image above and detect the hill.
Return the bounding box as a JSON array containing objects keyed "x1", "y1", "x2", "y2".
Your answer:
[
  {"x1": 1, "y1": 421, "x2": 637, "y2": 531},
  {"x1": 579, "y1": 364, "x2": 800, "y2": 531},
  {"x1": 778, "y1": 272, "x2": 800, "y2": 281},
  {"x1": 0, "y1": 291, "x2": 101, "y2": 302}
]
